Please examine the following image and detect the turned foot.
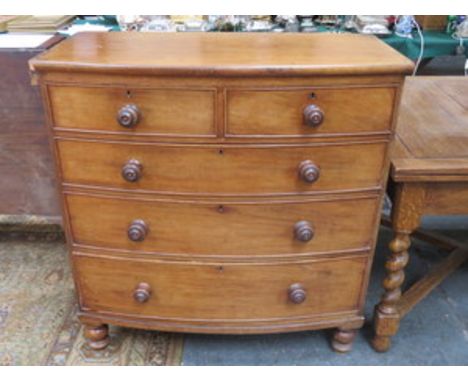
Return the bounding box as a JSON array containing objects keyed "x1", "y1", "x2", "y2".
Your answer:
[
  {"x1": 372, "y1": 334, "x2": 391, "y2": 352},
  {"x1": 84, "y1": 323, "x2": 110, "y2": 350},
  {"x1": 331, "y1": 328, "x2": 357, "y2": 353}
]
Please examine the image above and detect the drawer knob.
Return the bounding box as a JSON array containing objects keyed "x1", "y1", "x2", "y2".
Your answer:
[
  {"x1": 303, "y1": 104, "x2": 324, "y2": 128},
  {"x1": 288, "y1": 283, "x2": 306, "y2": 304},
  {"x1": 128, "y1": 219, "x2": 148, "y2": 242},
  {"x1": 122, "y1": 159, "x2": 142, "y2": 182},
  {"x1": 294, "y1": 220, "x2": 314, "y2": 242},
  {"x1": 133, "y1": 282, "x2": 151, "y2": 303},
  {"x1": 298, "y1": 160, "x2": 320, "y2": 183},
  {"x1": 117, "y1": 104, "x2": 140, "y2": 128}
]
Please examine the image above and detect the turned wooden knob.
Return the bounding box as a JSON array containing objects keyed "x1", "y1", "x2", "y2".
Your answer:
[
  {"x1": 117, "y1": 104, "x2": 140, "y2": 128},
  {"x1": 294, "y1": 220, "x2": 314, "y2": 242},
  {"x1": 128, "y1": 219, "x2": 148, "y2": 242},
  {"x1": 133, "y1": 282, "x2": 151, "y2": 303},
  {"x1": 121, "y1": 159, "x2": 142, "y2": 182},
  {"x1": 288, "y1": 283, "x2": 306, "y2": 304},
  {"x1": 303, "y1": 104, "x2": 324, "y2": 128},
  {"x1": 298, "y1": 160, "x2": 320, "y2": 183}
]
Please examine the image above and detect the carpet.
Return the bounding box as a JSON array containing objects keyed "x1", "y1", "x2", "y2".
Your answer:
[{"x1": 0, "y1": 235, "x2": 183, "y2": 366}]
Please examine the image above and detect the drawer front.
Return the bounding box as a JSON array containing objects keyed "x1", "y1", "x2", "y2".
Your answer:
[
  {"x1": 227, "y1": 87, "x2": 396, "y2": 136},
  {"x1": 57, "y1": 139, "x2": 386, "y2": 195},
  {"x1": 75, "y1": 254, "x2": 366, "y2": 320},
  {"x1": 66, "y1": 193, "x2": 379, "y2": 257},
  {"x1": 48, "y1": 86, "x2": 216, "y2": 137}
]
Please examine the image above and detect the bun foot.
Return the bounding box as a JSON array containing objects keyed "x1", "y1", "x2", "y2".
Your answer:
[
  {"x1": 84, "y1": 323, "x2": 110, "y2": 350},
  {"x1": 371, "y1": 334, "x2": 391, "y2": 353},
  {"x1": 331, "y1": 328, "x2": 356, "y2": 353}
]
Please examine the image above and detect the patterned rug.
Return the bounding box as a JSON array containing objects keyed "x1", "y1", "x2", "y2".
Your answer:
[{"x1": 0, "y1": 235, "x2": 183, "y2": 366}]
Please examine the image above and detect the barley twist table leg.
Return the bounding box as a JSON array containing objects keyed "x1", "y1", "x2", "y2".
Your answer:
[
  {"x1": 372, "y1": 183, "x2": 424, "y2": 352},
  {"x1": 372, "y1": 232, "x2": 410, "y2": 351}
]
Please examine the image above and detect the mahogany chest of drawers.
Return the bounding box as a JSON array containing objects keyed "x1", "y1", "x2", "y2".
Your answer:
[{"x1": 31, "y1": 32, "x2": 413, "y2": 352}]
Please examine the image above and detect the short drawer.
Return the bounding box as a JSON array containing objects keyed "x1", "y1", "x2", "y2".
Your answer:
[
  {"x1": 66, "y1": 193, "x2": 379, "y2": 257},
  {"x1": 226, "y1": 87, "x2": 396, "y2": 137},
  {"x1": 57, "y1": 139, "x2": 387, "y2": 195},
  {"x1": 48, "y1": 86, "x2": 216, "y2": 137},
  {"x1": 74, "y1": 254, "x2": 366, "y2": 320}
]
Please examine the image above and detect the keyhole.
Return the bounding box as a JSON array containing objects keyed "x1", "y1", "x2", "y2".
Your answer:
[
  {"x1": 218, "y1": 149, "x2": 224, "y2": 155},
  {"x1": 308, "y1": 92, "x2": 316, "y2": 99}
]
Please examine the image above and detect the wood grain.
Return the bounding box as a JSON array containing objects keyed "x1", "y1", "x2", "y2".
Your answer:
[
  {"x1": 392, "y1": 77, "x2": 468, "y2": 181},
  {"x1": 30, "y1": 32, "x2": 414, "y2": 77},
  {"x1": 227, "y1": 86, "x2": 396, "y2": 136},
  {"x1": 65, "y1": 192, "x2": 379, "y2": 257},
  {"x1": 425, "y1": 182, "x2": 468, "y2": 215},
  {"x1": 74, "y1": 253, "x2": 367, "y2": 321},
  {"x1": 56, "y1": 138, "x2": 387, "y2": 196},
  {"x1": 49, "y1": 85, "x2": 216, "y2": 137}
]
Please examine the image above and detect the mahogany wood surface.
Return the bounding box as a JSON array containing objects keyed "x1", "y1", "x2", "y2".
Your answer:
[
  {"x1": 373, "y1": 77, "x2": 468, "y2": 352},
  {"x1": 30, "y1": 32, "x2": 414, "y2": 77},
  {"x1": 227, "y1": 86, "x2": 396, "y2": 136},
  {"x1": 31, "y1": 32, "x2": 412, "y2": 352},
  {"x1": 48, "y1": 85, "x2": 216, "y2": 137},
  {"x1": 74, "y1": 253, "x2": 367, "y2": 321},
  {"x1": 56, "y1": 138, "x2": 387, "y2": 196},
  {"x1": 65, "y1": 192, "x2": 379, "y2": 258}
]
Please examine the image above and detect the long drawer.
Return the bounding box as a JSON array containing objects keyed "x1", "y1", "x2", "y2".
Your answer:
[
  {"x1": 226, "y1": 86, "x2": 396, "y2": 137},
  {"x1": 65, "y1": 193, "x2": 379, "y2": 257},
  {"x1": 57, "y1": 139, "x2": 387, "y2": 195},
  {"x1": 48, "y1": 86, "x2": 216, "y2": 137},
  {"x1": 74, "y1": 254, "x2": 366, "y2": 320}
]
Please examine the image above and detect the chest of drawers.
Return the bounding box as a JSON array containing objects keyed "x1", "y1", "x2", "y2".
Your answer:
[{"x1": 31, "y1": 32, "x2": 413, "y2": 353}]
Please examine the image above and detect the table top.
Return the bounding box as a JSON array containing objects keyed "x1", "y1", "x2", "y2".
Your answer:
[
  {"x1": 392, "y1": 76, "x2": 468, "y2": 182},
  {"x1": 29, "y1": 32, "x2": 413, "y2": 77}
]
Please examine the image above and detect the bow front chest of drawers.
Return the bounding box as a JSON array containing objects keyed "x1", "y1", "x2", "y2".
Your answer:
[{"x1": 30, "y1": 32, "x2": 413, "y2": 352}]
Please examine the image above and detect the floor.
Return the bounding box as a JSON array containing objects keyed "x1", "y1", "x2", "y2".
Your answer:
[
  {"x1": 418, "y1": 54, "x2": 467, "y2": 75},
  {"x1": 0, "y1": 236, "x2": 183, "y2": 366},
  {"x1": 182, "y1": 216, "x2": 468, "y2": 365}
]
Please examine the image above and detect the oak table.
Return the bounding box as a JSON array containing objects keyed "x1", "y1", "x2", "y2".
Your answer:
[{"x1": 372, "y1": 76, "x2": 468, "y2": 352}]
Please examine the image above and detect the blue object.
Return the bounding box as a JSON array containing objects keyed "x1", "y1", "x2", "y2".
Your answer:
[{"x1": 395, "y1": 15, "x2": 414, "y2": 37}]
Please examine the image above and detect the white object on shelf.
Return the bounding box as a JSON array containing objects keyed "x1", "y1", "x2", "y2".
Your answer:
[
  {"x1": 0, "y1": 33, "x2": 53, "y2": 49},
  {"x1": 58, "y1": 23, "x2": 111, "y2": 36}
]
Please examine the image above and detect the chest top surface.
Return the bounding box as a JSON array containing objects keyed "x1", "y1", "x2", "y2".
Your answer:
[
  {"x1": 29, "y1": 32, "x2": 413, "y2": 77},
  {"x1": 391, "y1": 76, "x2": 468, "y2": 181}
]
